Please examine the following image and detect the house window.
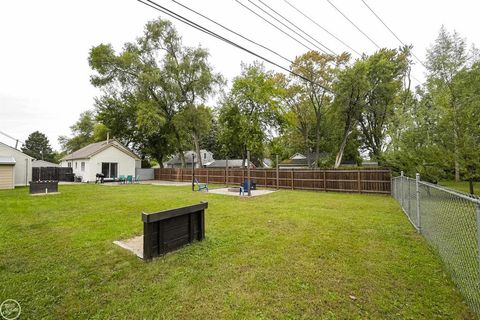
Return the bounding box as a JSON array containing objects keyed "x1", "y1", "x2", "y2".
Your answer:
[
  {"x1": 81, "y1": 162, "x2": 85, "y2": 172},
  {"x1": 203, "y1": 152, "x2": 206, "y2": 159},
  {"x1": 75, "y1": 162, "x2": 78, "y2": 169},
  {"x1": 68, "y1": 162, "x2": 72, "y2": 168},
  {"x1": 101, "y1": 162, "x2": 118, "y2": 178}
]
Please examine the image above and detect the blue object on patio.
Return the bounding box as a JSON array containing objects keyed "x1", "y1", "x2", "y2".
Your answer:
[
  {"x1": 239, "y1": 180, "x2": 252, "y2": 196},
  {"x1": 126, "y1": 175, "x2": 133, "y2": 184},
  {"x1": 194, "y1": 178, "x2": 208, "y2": 192},
  {"x1": 119, "y1": 175, "x2": 126, "y2": 184},
  {"x1": 135, "y1": 175, "x2": 140, "y2": 183}
]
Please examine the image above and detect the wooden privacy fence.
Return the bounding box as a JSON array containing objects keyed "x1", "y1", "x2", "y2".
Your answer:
[
  {"x1": 154, "y1": 168, "x2": 391, "y2": 194},
  {"x1": 32, "y1": 167, "x2": 74, "y2": 182}
]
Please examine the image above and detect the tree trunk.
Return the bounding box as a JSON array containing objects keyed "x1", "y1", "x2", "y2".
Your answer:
[
  {"x1": 242, "y1": 145, "x2": 247, "y2": 168},
  {"x1": 334, "y1": 129, "x2": 351, "y2": 168},
  {"x1": 314, "y1": 113, "x2": 321, "y2": 167},
  {"x1": 193, "y1": 133, "x2": 202, "y2": 168}
]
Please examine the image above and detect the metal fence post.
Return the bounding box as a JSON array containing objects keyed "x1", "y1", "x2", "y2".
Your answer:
[
  {"x1": 477, "y1": 203, "x2": 480, "y2": 271},
  {"x1": 416, "y1": 173, "x2": 422, "y2": 233},
  {"x1": 407, "y1": 176, "x2": 411, "y2": 215},
  {"x1": 400, "y1": 171, "x2": 404, "y2": 209}
]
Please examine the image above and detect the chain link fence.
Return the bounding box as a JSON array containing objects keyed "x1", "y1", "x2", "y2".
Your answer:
[{"x1": 392, "y1": 173, "x2": 480, "y2": 317}]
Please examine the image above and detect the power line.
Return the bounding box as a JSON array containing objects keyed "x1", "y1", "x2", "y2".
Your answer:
[
  {"x1": 234, "y1": 0, "x2": 328, "y2": 55},
  {"x1": 138, "y1": 0, "x2": 336, "y2": 95},
  {"x1": 325, "y1": 0, "x2": 381, "y2": 50},
  {"x1": 359, "y1": 0, "x2": 427, "y2": 69},
  {"x1": 0, "y1": 130, "x2": 24, "y2": 148},
  {"x1": 254, "y1": 0, "x2": 337, "y2": 55},
  {"x1": 282, "y1": 0, "x2": 362, "y2": 57},
  {"x1": 170, "y1": 0, "x2": 291, "y2": 65}
]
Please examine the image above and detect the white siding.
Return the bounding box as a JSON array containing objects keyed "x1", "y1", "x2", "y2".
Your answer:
[
  {"x1": 0, "y1": 143, "x2": 33, "y2": 186},
  {"x1": 89, "y1": 146, "x2": 136, "y2": 182}
]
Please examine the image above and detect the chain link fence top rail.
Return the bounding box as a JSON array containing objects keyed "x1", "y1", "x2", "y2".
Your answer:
[{"x1": 392, "y1": 175, "x2": 480, "y2": 317}]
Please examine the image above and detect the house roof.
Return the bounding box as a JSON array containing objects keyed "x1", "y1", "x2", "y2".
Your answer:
[
  {"x1": 0, "y1": 156, "x2": 16, "y2": 165},
  {"x1": 205, "y1": 159, "x2": 254, "y2": 168},
  {"x1": 0, "y1": 141, "x2": 34, "y2": 160},
  {"x1": 32, "y1": 160, "x2": 60, "y2": 167},
  {"x1": 166, "y1": 150, "x2": 211, "y2": 165},
  {"x1": 61, "y1": 139, "x2": 140, "y2": 161}
]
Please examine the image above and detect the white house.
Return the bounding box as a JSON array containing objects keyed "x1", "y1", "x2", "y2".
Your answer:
[
  {"x1": 166, "y1": 150, "x2": 214, "y2": 168},
  {"x1": 60, "y1": 139, "x2": 141, "y2": 182},
  {"x1": 0, "y1": 141, "x2": 34, "y2": 188}
]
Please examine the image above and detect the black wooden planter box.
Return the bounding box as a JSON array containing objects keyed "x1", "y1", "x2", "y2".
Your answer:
[
  {"x1": 142, "y1": 202, "x2": 207, "y2": 260},
  {"x1": 29, "y1": 180, "x2": 59, "y2": 194}
]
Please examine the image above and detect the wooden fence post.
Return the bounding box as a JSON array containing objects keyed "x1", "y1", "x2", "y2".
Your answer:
[
  {"x1": 276, "y1": 155, "x2": 279, "y2": 190},
  {"x1": 264, "y1": 170, "x2": 267, "y2": 187},
  {"x1": 206, "y1": 169, "x2": 209, "y2": 184},
  {"x1": 357, "y1": 170, "x2": 361, "y2": 193},
  {"x1": 291, "y1": 169, "x2": 294, "y2": 190},
  {"x1": 323, "y1": 170, "x2": 326, "y2": 191},
  {"x1": 226, "y1": 158, "x2": 229, "y2": 186}
]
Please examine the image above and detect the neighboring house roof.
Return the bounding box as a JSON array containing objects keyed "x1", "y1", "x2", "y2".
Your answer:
[
  {"x1": 61, "y1": 139, "x2": 140, "y2": 161},
  {"x1": 0, "y1": 156, "x2": 16, "y2": 165},
  {"x1": 262, "y1": 158, "x2": 273, "y2": 168},
  {"x1": 32, "y1": 160, "x2": 60, "y2": 167},
  {"x1": 279, "y1": 152, "x2": 327, "y2": 167},
  {"x1": 0, "y1": 141, "x2": 34, "y2": 160},
  {"x1": 166, "y1": 150, "x2": 212, "y2": 165},
  {"x1": 205, "y1": 159, "x2": 255, "y2": 168}
]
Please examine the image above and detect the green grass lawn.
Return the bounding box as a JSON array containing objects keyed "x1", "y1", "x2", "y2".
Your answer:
[
  {"x1": 0, "y1": 184, "x2": 474, "y2": 319},
  {"x1": 439, "y1": 181, "x2": 479, "y2": 195}
]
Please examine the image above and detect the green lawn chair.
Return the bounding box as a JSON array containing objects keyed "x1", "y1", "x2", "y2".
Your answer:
[
  {"x1": 126, "y1": 175, "x2": 133, "y2": 184},
  {"x1": 194, "y1": 178, "x2": 208, "y2": 192},
  {"x1": 119, "y1": 175, "x2": 126, "y2": 184}
]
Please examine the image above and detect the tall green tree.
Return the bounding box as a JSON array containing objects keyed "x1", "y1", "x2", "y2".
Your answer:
[
  {"x1": 89, "y1": 18, "x2": 222, "y2": 167},
  {"x1": 58, "y1": 111, "x2": 107, "y2": 153},
  {"x1": 22, "y1": 131, "x2": 54, "y2": 162},
  {"x1": 425, "y1": 26, "x2": 478, "y2": 180},
  {"x1": 218, "y1": 62, "x2": 282, "y2": 166},
  {"x1": 357, "y1": 48, "x2": 409, "y2": 160},
  {"x1": 174, "y1": 105, "x2": 213, "y2": 167},
  {"x1": 289, "y1": 51, "x2": 350, "y2": 165}
]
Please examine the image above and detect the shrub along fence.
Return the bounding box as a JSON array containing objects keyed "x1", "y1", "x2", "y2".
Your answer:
[
  {"x1": 32, "y1": 167, "x2": 74, "y2": 182},
  {"x1": 154, "y1": 168, "x2": 391, "y2": 194}
]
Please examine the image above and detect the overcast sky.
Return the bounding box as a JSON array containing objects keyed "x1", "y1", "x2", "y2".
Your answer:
[{"x1": 1, "y1": 0, "x2": 478, "y2": 150}]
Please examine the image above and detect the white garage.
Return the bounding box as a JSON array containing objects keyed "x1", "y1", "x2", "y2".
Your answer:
[
  {"x1": 0, "y1": 141, "x2": 33, "y2": 187},
  {"x1": 0, "y1": 157, "x2": 16, "y2": 189}
]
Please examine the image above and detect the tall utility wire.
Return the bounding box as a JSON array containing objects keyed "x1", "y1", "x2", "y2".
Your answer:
[
  {"x1": 236, "y1": 0, "x2": 331, "y2": 55},
  {"x1": 171, "y1": 0, "x2": 291, "y2": 64},
  {"x1": 254, "y1": 0, "x2": 337, "y2": 55},
  {"x1": 282, "y1": 0, "x2": 362, "y2": 57},
  {"x1": 0, "y1": 130, "x2": 24, "y2": 148},
  {"x1": 138, "y1": 0, "x2": 337, "y2": 95},
  {"x1": 360, "y1": 0, "x2": 427, "y2": 68},
  {"x1": 325, "y1": 0, "x2": 381, "y2": 49}
]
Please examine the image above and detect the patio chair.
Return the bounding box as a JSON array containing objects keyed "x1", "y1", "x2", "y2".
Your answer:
[
  {"x1": 119, "y1": 175, "x2": 126, "y2": 184},
  {"x1": 239, "y1": 180, "x2": 252, "y2": 196},
  {"x1": 135, "y1": 175, "x2": 140, "y2": 183},
  {"x1": 126, "y1": 175, "x2": 133, "y2": 184},
  {"x1": 194, "y1": 178, "x2": 208, "y2": 192}
]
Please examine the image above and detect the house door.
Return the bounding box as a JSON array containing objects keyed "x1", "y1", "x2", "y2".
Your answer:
[{"x1": 101, "y1": 163, "x2": 118, "y2": 178}]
